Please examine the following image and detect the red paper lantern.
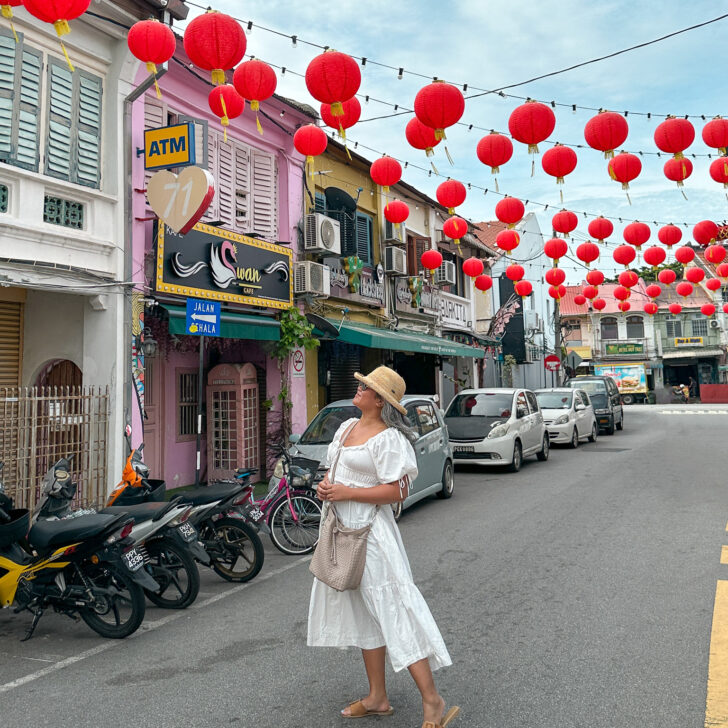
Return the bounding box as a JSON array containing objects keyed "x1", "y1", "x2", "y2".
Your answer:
[
  {"x1": 593, "y1": 298, "x2": 607, "y2": 311},
  {"x1": 544, "y1": 238, "x2": 568, "y2": 263},
  {"x1": 574, "y1": 294, "x2": 587, "y2": 306},
  {"x1": 724, "y1": 303, "x2": 728, "y2": 314},
  {"x1": 613, "y1": 244, "x2": 636, "y2": 268},
  {"x1": 436, "y1": 180, "x2": 466, "y2": 214},
  {"x1": 548, "y1": 284, "x2": 566, "y2": 300},
  {"x1": 702, "y1": 117, "x2": 728, "y2": 154},
  {"x1": 476, "y1": 132, "x2": 513, "y2": 187},
  {"x1": 127, "y1": 19, "x2": 176, "y2": 99},
  {"x1": 414, "y1": 81, "x2": 464, "y2": 141},
  {"x1": 702, "y1": 303, "x2": 717, "y2": 317},
  {"x1": 508, "y1": 100, "x2": 555, "y2": 154},
  {"x1": 443, "y1": 216, "x2": 468, "y2": 245},
  {"x1": 496, "y1": 229, "x2": 521, "y2": 254},
  {"x1": 709, "y1": 157, "x2": 728, "y2": 189},
  {"x1": 642, "y1": 246, "x2": 666, "y2": 268},
  {"x1": 588, "y1": 217, "x2": 613, "y2": 242},
  {"x1": 541, "y1": 144, "x2": 577, "y2": 193},
  {"x1": 582, "y1": 285, "x2": 598, "y2": 300},
  {"x1": 383, "y1": 200, "x2": 409, "y2": 224},
  {"x1": 23, "y1": 0, "x2": 91, "y2": 70},
  {"x1": 370, "y1": 156, "x2": 402, "y2": 192},
  {"x1": 614, "y1": 285, "x2": 630, "y2": 301},
  {"x1": 674, "y1": 246, "x2": 695, "y2": 265},
  {"x1": 584, "y1": 111, "x2": 629, "y2": 158},
  {"x1": 658, "y1": 224, "x2": 682, "y2": 247},
  {"x1": 545, "y1": 268, "x2": 566, "y2": 286},
  {"x1": 405, "y1": 118, "x2": 441, "y2": 158},
  {"x1": 645, "y1": 284, "x2": 662, "y2": 299},
  {"x1": 506, "y1": 264, "x2": 525, "y2": 282},
  {"x1": 293, "y1": 124, "x2": 328, "y2": 173},
  {"x1": 618, "y1": 301, "x2": 631, "y2": 313},
  {"x1": 663, "y1": 157, "x2": 693, "y2": 188},
  {"x1": 685, "y1": 268, "x2": 705, "y2": 284},
  {"x1": 305, "y1": 50, "x2": 360, "y2": 115},
  {"x1": 421, "y1": 249, "x2": 443, "y2": 272},
  {"x1": 705, "y1": 244, "x2": 725, "y2": 264},
  {"x1": 654, "y1": 116, "x2": 695, "y2": 158},
  {"x1": 717, "y1": 263, "x2": 728, "y2": 279},
  {"x1": 618, "y1": 270, "x2": 638, "y2": 289},
  {"x1": 586, "y1": 270, "x2": 605, "y2": 287},
  {"x1": 320, "y1": 98, "x2": 361, "y2": 140},
  {"x1": 693, "y1": 220, "x2": 719, "y2": 247},
  {"x1": 644, "y1": 302, "x2": 659, "y2": 316},
  {"x1": 552, "y1": 209, "x2": 578, "y2": 237},
  {"x1": 514, "y1": 280, "x2": 533, "y2": 298},
  {"x1": 463, "y1": 257, "x2": 485, "y2": 278},
  {"x1": 623, "y1": 221, "x2": 651, "y2": 250},
  {"x1": 494, "y1": 197, "x2": 524, "y2": 228},
  {"x1": 706, "y1": 278, "x2": 722, "y2": 292},
  {"x1": 658, "y1": 269, "x2": 677, "y2": 286},
  {"x1": 608, "y1": 152, "x2": 641, "y2": 190},
  {"x1": 183, "y1": 10, "x2": 246, "y2": 85},
  {"x1": 1, "y1": 0, "x2": 23, "y2": 42},
  {"x1": 233, "y1": 59, "x2": 277, "y2": 110},
  {"x1": 576, "y1": 241, "x2": 600, "y2": 267},
  {"x1": 208, "y1": 85, "x2": 244, "y2": 139},
  {"x1": 475, "y1": 274, "x2": 493, "y2": 292},
  {"x1": 675, "y1": 281, "x2": 694, "y2": 298},
  {"x1": 669, "y1": 303, "x2": 682, "y2": 315}
]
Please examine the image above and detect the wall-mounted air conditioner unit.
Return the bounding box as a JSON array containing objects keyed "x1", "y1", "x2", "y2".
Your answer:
[
  {"x1": 524, "y1": 310, "x2": 542, "y2": 331},
  {"x1": 304, "y1": 213, "x2": 341, "y2": 255},
  {"x1": 710, "y1": 318, "x2": 721, "y2": 329},
  {"x1": 384, "y1": 220, "x2": 406, "y2": 244},
  {"x1": 434, "y1": 229, "x2": 446, "y2": 244},
  {"x1": 384, "y1": 246, "x2": 407, "y2": 275},
  {"x1": 434, "y1": 260, "x2": 456, "y2": 286},
  {"x1": 294, "y1": 261, "x2": 330, "y2": 297}
]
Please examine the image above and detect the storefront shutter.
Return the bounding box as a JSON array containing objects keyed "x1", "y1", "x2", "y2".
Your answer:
[
  {"x1": 328, "y1": 342, "x2": 361, "y2": 403},
  {"x1": 252, "y1": 149, "x2": 277, "y2": 240},
  {"x1": 0, "y1": 301, "x2": 22, "y2": 387}
]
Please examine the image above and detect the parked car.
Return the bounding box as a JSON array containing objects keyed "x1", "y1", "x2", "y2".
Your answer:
[
  {"x1": 288, "y1": 396, "x2": 454, "y2": 519},
  {"x1": 535, "y1": 388, "x2": 598, "y2": 447},
  {"x1": 564, "y1": 375, "x2": 624, "y2": 435},
  {"x1": 444, "y1": 388, "x2": 549, "y2": 472}
]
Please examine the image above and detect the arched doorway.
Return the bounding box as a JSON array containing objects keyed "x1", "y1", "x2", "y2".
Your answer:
[{"x1": 36, "y1": 359, "x2": 82, "y2": 389}]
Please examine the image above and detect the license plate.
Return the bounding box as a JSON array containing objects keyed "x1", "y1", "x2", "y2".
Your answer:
[
  {"x1": 123, "y1": 547, "x2": 144, "y2": 572},
  {"x1": 178, "y1": 523, "x2": 196, "y2": 542},
  {"x1": 454, "y1": 446, "x2": 474, "y2": 453}
]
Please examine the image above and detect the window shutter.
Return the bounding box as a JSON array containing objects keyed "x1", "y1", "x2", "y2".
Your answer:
[
  {"x1": 328, "y1": 209, "x2": 355, "y2": 255},
  {"x1": 45, "y1": 60, "x2": 73, "y2": 180},
  {"x1": 355, "y1": 212, "x2": 372, "y2": 264},
  {"x1": 251, "y1": 149, "x2": 276, "y2": 240},
  {"x1": 75, "y1": 71, "x2": 102, "y2": 187},
  {"x1": 0, "y1": 34, "x2": 14, "y2": 162},
  {"x1": 217, "y1": 136, "x2": 234, "y2": 227},
  {"x1": 314, "y1": 192, "x2": 325, "y2": 213},
  {"x1": 201, "y1": 130, "x2": 219, "y2": 222},
  {"x1": 177, "y1": 114, "x2": 207, "y2": 168},
  {"x1": 234, "y1": 143, "x2": 250, "y2": 232},
  {"x1": 143, "y1": 99, "x2": 165, "y2": 191},
  {"x1": 0, "y1": 300, "x2": 22, "y2": 387}
]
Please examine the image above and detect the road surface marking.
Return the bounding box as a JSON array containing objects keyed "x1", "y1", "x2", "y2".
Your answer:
[
  {"x1": 721, "y1": 546, "x2": 728, "y2": 565},
  {"x1": 0, "y1": 555, "x2": 311, "y2": 694},
  {"x1": 706, "y1": 580, "x2": 728, "y2": 727}
]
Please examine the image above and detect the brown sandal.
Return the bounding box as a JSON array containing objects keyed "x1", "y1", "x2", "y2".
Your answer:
[
  {"x1": 422, "y1": 705, "x2": 460, "y2": 728},
  {"x1": 341, "y1": 699, "x2": 395, "y2": 719}
]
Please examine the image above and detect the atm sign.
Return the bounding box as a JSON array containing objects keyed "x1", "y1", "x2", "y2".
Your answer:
[{"x1": 144, "y1": 122, "x2": 196, "y2": 170}]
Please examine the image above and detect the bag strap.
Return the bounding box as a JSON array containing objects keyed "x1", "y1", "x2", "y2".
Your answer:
[{"x1": 329, "y1": 420, "x2": 357, "y2": 484}]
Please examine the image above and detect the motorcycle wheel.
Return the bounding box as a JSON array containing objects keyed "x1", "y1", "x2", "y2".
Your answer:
[
  {"x1": 269, "y1": 492, "x2": 322, "y2": 555},
  {"x1": 208, "y1": 517, "x2": 264, "y2": 583},
  {"x1": 143, "y1": 538, "x2": 200, "y2": 609},
  {"x1": 78, "y1": 563, "x2": 146, "y2": 639}
]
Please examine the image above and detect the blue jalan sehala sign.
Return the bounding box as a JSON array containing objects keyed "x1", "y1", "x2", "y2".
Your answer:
[{"x1": 186, "y1": 298, "x2": 220, "y2": 337}]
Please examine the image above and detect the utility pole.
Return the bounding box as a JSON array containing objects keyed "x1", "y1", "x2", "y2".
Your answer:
[{"x1": 554, "y1": 296, "x2": 562, "y2": 385}]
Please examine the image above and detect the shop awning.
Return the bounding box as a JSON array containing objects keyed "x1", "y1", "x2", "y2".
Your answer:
[
  {"x1": 327, "y1": 319, "x2": 485, "y2": 359},
  {"x1": 162, "y1": 304, "x2": 280, "y2": 341},
  {"x1": 662, "y1": 348, "x2": 722, "y2": 360}
]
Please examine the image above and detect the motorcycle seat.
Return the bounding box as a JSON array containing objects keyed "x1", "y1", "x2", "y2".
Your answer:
[
  {"x1": 176, "y1": 482, "x2": 241, "y2": 506},
  {"x1": 101, "y1": 501, "x2": 174, "y2": 522},
  {"x1": 29, "y1": 513, "x2": 122, "y2": 551}
]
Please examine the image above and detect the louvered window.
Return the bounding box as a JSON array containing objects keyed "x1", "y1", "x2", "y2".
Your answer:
[
  {"x1": 0, "y1": 184, "x2": 7, "y2": 213},
  {"x1": 0, "y1": 31, "x2": 42, "y2": 172},
  {"x1": 251, "y1": 150, "x2": 276, "y2": 240},
  {"x1": 355, "y1": 211, "x2": 373, "y2": 264},
  {"x1": 43, "y1": 195, "x2": 84, "y2": 229},
  {"x1": 0, "y1": 300, "x2": 22, "y2": 387},
  {"x1": 328, "y1": 209, "x2": 356, "y2": 256},
  {"x1": 407, "y1": 234, "x2": 432, "y2": 276},
  {"x1": 314, "y1": 192, "x2": 325, "y2": 213},
  {"x1": 45, "y1": 58, "x2": 102, "y2": 188}
]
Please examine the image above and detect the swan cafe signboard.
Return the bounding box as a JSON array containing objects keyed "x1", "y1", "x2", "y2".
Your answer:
[{"x1": 155, "y1": 223, "x2": 293, "y2": 309}]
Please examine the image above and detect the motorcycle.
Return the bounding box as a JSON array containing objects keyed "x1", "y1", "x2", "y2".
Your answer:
[{"x1": 0, "y1": 463, "x2": 157, "y2": 641}]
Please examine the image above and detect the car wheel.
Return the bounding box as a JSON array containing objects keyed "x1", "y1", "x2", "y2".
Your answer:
[
  {"x1": 570, "y1": 428, "x2": 579, "y2": 449},
  {"x1": 588, "y1": 423, "x2": 598, "y2": 443},
  {"x1": 391, "y1": 501, "x2": 403, "y2": 521},
  {"x1": 537, "y1": 434, "x2": 550, "y2": 461},
  {"x1": 508, "y1": 441, "x2": 522, "y2": 472},
  {"x1": 605, "y1": 417, "x2": 615, "y2": 435},
  {"x1": 437, "y1": 460, "x2": 454, "y2": 499},
  {"x1": 616, "y1": 410, "x2": 624, "y2": 430},
  {"x1": 622, "y1": 394, "x2": 634, "y2": 405}
]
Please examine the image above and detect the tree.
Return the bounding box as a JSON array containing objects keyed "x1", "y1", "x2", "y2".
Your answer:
[{"x1": 604, "y1": 261, "x2": 683, "y2": 283}]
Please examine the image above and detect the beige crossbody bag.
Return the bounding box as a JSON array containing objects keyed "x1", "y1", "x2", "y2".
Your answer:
[{"x1": 309, "y1": 421, "x2": 380, "y2": 592}]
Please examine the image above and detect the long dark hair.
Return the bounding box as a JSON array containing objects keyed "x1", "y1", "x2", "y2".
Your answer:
[{"x1": 379, "y1": 400, "x2": 417, "y2": 443}]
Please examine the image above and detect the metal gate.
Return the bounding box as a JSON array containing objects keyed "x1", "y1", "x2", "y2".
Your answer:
[{"x1": 0, "y1": 386, "x2": 110, "y2": 511}]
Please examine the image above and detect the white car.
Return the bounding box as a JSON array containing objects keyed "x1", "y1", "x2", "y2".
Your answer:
[
  {"x1": 535, "y1": 388, "x2": 598, "y2": 448},
  {"x1": 444, "y1": 388, "x2": 549, "y2": 472}
]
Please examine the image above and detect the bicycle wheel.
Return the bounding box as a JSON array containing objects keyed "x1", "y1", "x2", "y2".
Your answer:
[
  {"x1": 209, "y1": 517, "x2": 264, "y2": 583},
  {"x1": 143, "y1": 538, "x2": 199, "y2": 609},
  {"x1": 269, "y1": 492, "x2": 322, "y2": 555}
]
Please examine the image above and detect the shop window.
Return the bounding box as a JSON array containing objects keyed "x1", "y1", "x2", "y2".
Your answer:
[
  {"x1": 43, "y1": 195, "x2": 84, "y2": 229},
  {"x1": 355, "y1": 211, "x2": 373, "y2": 265},
  {"x1": 177, "y1": 370, "x2": 199, "y2": 439},
  {"x1": 691, "y1": 316, "x2": 708, "y2": 337},
  {"x1": 0, "y1": 183, "x2": 7, "y2": 213},
  {"x1": 626, "y1": 315, "x2": 644, "y2": 339},
  {"x1": 600, "y1": 316, "x2": 618, "y2": 340},
  {"x1": 407, "y1": 235, "x2": 432, "y2": 276},
  {"x1": 666, "y1": 317, "x2": 682, "y2": 338}
]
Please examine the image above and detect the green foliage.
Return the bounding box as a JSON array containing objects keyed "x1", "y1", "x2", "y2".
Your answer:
[
  {"x1": 272, "y1": 307, "x2": 319, "y2": 361},
  {"x1": 604, "y1": 261, "x2": 683, "y2": 284},
  {"x1": 502, "y1": 354, "x2": 517, "y2": 387}
]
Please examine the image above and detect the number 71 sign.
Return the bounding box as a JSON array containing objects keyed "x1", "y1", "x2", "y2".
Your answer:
[{"x1": 147, "y1": 166, "x2": 215, "y2": 235}]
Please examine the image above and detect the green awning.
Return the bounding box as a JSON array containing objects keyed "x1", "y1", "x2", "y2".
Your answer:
[
  {"x1": 327, "y1": 319, "x2": 484, "y2": 359},
  {"x1": 163, "y1": 304, "x2": 280, "y2": 341}
]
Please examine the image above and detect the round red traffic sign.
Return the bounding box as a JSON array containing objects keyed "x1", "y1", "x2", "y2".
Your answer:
[
  {"x1": 544, "y1": 354, "x2": 561, "y2": 372},
  {"x1": 292, "y1": 349, "x2": 305, "y2": 374}
]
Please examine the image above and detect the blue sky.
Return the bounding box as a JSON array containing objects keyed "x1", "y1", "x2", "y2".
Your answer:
[{"x1": 180, "y1": 1, "x2": 728, "y2": 282}]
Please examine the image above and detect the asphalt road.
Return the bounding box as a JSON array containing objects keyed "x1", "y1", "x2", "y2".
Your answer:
[{"x1": 2, "y1": 403, "x2": 728, "y2": 728}]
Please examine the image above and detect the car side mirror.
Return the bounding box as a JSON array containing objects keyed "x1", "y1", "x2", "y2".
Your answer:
[
  {"x1": 575, "y1": 404, "x2": 586, "y2": 411},
  {"x1": 288, "y1": 434, "x2": 301, "y2": 444},
  {"x1": 516, "y1": 405, "x2": 528, "y2": 419}
]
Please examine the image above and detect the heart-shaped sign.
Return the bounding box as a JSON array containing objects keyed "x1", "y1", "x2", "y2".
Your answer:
[{"x1": 147, "y1": 166, "x2": 215, "y2": 234}]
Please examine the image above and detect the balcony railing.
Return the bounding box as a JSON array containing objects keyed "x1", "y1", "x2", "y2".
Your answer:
[{"x1": 599, "y1": 338, "x2": 650, "y2": 358}]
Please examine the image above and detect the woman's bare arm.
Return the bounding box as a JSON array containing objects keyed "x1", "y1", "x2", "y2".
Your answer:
[{"x1": 318, "y1": 480, "x2": 403, "y2": 505}]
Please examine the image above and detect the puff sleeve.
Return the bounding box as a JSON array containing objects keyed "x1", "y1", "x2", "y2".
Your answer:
[
  {"x1": 368, "y1": 428, "x2": 418, "y2": 494},
  {"x1": 324, "y1": 418, "x2": 359, "y2": 468}
]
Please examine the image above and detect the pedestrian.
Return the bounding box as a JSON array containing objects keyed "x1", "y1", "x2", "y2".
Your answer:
[
  {"x1": 689, "y1": 376, "x2": 698, "y2": 400},
  {"x1": 308, "y1": 365, "x2": 458, "y2": 728}
]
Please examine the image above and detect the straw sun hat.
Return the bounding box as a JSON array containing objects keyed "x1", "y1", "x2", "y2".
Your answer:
[{"x1": 354, "y1": 366, "x2": 407, "y2": 415}]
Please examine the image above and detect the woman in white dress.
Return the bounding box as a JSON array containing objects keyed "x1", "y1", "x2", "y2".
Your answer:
[{"x1": 308, "y1": 366, "x2": 459, "y2": 728}]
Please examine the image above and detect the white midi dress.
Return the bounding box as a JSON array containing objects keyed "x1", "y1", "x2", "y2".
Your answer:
[{"x1": 307, "y1": 419, "x2": 452, "y2": 673}]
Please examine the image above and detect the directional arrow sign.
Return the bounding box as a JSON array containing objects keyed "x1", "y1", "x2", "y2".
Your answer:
[{"x1": 186, "y1": 298, "x2": 220, "y2": 337}]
